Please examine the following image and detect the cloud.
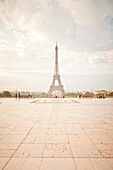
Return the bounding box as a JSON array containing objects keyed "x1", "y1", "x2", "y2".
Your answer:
[
  {"x1": 0, "y1": 0, "x2": 113, "y2": 90},
  {"x1": 1, "y1": 0, "x2": 113, "y2": 51},
  {"x1": 88, "y1": 50, "x2": 113, "y2": 65}
]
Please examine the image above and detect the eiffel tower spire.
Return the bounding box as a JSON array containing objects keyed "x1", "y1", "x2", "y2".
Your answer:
[
  {"x1": 54, "y1": 41, "x2": 59, "y2": 75},
  {"x1": 48, "y1": 43, "x2": 65, "y2": 97}
]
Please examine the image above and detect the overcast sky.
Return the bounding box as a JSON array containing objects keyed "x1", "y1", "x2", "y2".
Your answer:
[{"x1": 0, "y1": 0, "x2": 113, "y2": 92}]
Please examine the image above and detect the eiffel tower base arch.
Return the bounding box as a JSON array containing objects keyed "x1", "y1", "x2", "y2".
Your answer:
[{"x1": 48, "y1": 85, "x2": 65, "y2": 97}]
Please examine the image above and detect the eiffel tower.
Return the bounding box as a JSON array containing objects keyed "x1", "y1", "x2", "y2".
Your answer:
[{"x1": 48, "y1": 42, "x2": 65, "y2": 97}]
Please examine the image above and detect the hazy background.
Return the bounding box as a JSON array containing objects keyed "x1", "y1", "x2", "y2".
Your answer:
[{"x1": 0, "y1": 0, "x2": 113, "y2": 92}]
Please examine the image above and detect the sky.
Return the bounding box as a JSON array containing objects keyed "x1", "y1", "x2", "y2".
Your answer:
[{"x1": 0, "y1": 0, "x2": 113, "y2": 92}]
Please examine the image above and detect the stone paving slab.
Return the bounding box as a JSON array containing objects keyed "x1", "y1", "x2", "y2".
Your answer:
[
  {"x1": 30, "y1": 98, "x2": 79, "y2": 103},
  {"x1": 0, "y1": 159, "x2": 9, "y2": 170},
  {"x1": 0, "y1": 98, "x2": 113, "y2": 169}
]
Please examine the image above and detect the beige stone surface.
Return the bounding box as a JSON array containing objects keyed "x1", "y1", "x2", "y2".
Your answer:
[
  {"x1": 0, "y1": 144, "x2": 19, "y2": 150},
  {"x1": 13, "y1": 144, "x2": 44, "y2": 158},
  {"x1": 3, "y1": 158, "x2": 25, "y2": 170},
  {"x1": 74, "y1": 158, "x2": 95, "y2": 170},
  {"x1": 48, "y1": 128, "x2": 67, "y2": 135},
  {"x1": 40, "y1": 158, "x2": 76, "y2": 170},
  {"x1": 23, "y1": 135, "x2": 37, "y2": 144},
  {"x1": 0, "y1": 135, "x2": 25, "y2": 144},
  {"x1": 43, "y1": 144, "x2": 72, "y2": 158},
  {"x1": 0, "y1": 150, "x2": 15, "y2": 158},
  {"x1": 0, "y1": 158, "x2": 9, "y2": 169},
  {"x1": 3, "y1": 158, "x2": 41, "y2": 170},
  {"x1": 0, "y1": 98, "x2": 113, "y2": 169},
  {"x1": 46, "y1": 134, "x2": 69, "y2": 144},
  {"x1": 91, "y1": 158, "x2": 113, "y2": 170},
  {"x1": 71, "y1": 143, "x2": 101, "y2": 157}
]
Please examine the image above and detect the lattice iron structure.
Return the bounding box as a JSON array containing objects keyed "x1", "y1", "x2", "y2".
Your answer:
[{"x1": 48, "y1": 42, "x2": 65, "y2": 97}]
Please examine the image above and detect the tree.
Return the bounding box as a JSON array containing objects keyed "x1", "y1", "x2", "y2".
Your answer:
[
  {"x1": 104, "y1": 93, "x2": 109, "y2": 97},
  {"x1": 108, "y1": 92, "x2": 113, "y2": 97},
  {"x1": 0, "y1": 93, "x2": 3, "y2": 97},
  {"x1": 84, "y1": 91, "x2": 93, "y2": 97},
  {"x1": 2, "y1": 91, "x2": 12, "y2": 97}
]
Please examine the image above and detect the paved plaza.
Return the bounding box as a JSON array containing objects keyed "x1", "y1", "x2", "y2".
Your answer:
[{"x1": 0, "y1": 98, "x2": 113, "y2": 170}]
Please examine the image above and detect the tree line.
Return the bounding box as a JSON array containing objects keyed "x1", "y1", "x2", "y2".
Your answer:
[{"x1": 0, "y1": 90, "x2": 113, "y2": 98}]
